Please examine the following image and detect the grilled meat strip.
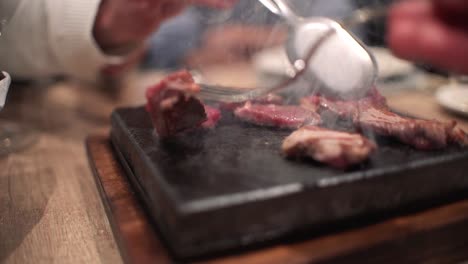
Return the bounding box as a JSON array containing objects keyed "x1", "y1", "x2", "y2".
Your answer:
[
  {"x1": 234, "y1": 102, "x2": 321, "y2": 129},
  {"x1": 302, "y1": 89, "x2": 468, "y2": 150}
]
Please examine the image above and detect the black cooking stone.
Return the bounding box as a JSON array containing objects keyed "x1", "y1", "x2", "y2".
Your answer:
[{"x1": 110, "y1": 106, "x2": 468, "y2": 259}]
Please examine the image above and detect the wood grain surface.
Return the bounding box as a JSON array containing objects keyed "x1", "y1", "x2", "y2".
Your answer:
[
  {"x1": 87, "y1": 135, "x2": 468, "y2": 264},
  {"x1": 1, "y1": 63, "x2": 468, "y2": 263},
  {"x1": 0, "y1": 81, "x2": 123, "y2": 264},
  {"x1": 0, "y1": 64, "x2": 252, "y2": 264}
]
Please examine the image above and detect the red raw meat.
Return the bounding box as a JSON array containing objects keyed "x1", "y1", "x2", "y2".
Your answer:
[
  {"x1": 145, "y1": 70, "x2": 221, "y2": 137},
  {"x1": 234, "y1": 102, "x2": 321, "y2": 129},
  {"x1": 282, "y1": 126, "x2": 377, "y2": 169},
  {"x1": 302, "y1": 89, "x2": 468, "y2": 150}
]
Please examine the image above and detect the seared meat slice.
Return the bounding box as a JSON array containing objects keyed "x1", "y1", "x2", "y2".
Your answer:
[
  {"x1": 145, "y1": 70, "x2": 207, "y2": 137},
  {"x1": 234, "y1": 102, "x2": 321, "y2": 129},
  {"x1": 303, "y1": 89, "x2": 468, "y2": 150},
  {"x1": 300, "y1": 88, "x2": 387, "y2": 119},
  {"x1": 202, "y1": 105, "x2": 221, "y2": 129},
  {"x1": 282, "y1": 126, "x2": 376, "y2": 168},
  {"x1": 358, "y1": 108, "x2": 468, "y2": 149}
]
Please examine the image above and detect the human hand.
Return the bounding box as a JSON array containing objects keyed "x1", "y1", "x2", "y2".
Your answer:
[{"x1": 387, "y1": 0, "x2": 468, "y2": 74}]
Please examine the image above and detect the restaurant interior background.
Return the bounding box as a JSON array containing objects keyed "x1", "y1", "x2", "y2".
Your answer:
[
  {"x1": 140, "y1": 0, "x2": 454, "y2": 109},
  {"x1": 2, "y1": 0, "x2": 408, "y2": 156},
  {"x1": 1, "y1": 0, "x2": 468, "y2": 263}
]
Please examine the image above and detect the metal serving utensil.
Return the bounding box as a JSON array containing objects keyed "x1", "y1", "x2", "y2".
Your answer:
[
  {"x1": 258, "y1": 0, "x2": 378, "y2": 99},
  {"x1": 0, "y1": 71, "x2": 11, "y2": 111}
]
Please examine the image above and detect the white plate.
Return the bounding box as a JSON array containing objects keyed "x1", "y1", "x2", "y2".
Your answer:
[{"x1": 436, "y1": 85, "x2": 468, "y2": 117}]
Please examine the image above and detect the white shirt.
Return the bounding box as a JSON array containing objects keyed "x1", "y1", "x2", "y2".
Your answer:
[{"x1": 0, "y1": 0, "x2": 119, "y2": 82}]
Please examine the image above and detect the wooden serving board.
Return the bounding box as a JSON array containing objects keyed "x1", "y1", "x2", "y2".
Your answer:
[{"x1": 86, "y1": 135, "x2": 468, "y2": 264}]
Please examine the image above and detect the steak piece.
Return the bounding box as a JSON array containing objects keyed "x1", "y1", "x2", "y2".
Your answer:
[
  {"x1": 303, "y1": 89, "x2": 468, "y2": 150},
  {"x1": 145, "y1": 70, "x2": 207, "y2": 137},
  {"x1": 234, "y1": 102, "x2": 321, "y2": 129},
  {"x1": 282, "y1": 126, "x2": 377, "y2": 168},
  {"x1": 358, "y1": 108, "x2": 468, "y2": 149},
  {"x1": 202, "y1": 105, "x2": 221, "y2": 129},
  {"x1": 300, "y1": 88, "x2": 387, "y2": 119}
]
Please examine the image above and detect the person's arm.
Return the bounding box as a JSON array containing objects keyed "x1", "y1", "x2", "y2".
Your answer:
[
  {"x1": 0, "y1": 0, "x2": 236, "y2": 82},
  {"x1": 0, "y1": 0, "x2": 116, "y2": 82}
]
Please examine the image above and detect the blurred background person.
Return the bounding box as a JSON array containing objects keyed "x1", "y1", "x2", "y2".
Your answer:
[{"x1": 144, "y1": 0, "x2": 361, "y2": 70}]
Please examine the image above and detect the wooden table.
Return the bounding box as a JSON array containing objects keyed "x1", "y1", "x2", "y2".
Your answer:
[{"x1": 1, "y1": 64, "x2": 467, "y2": 263}]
